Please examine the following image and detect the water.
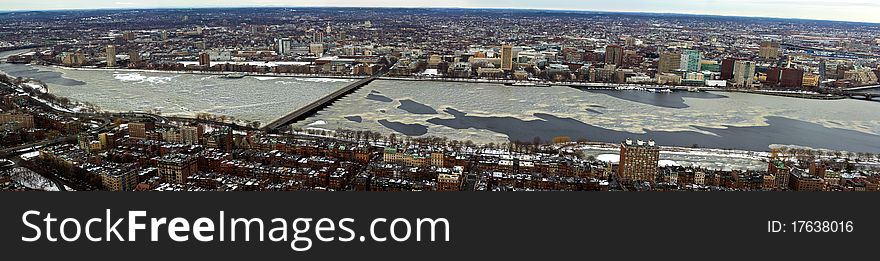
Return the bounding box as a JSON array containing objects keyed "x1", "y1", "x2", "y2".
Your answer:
[
  {"x1": 2, "y1": 60, "x2": 879, "y2": 153},
  {"x1": 0, "y1": 63, "x2": 355, "y2": 124},
  {"x1": 297, "y1": 80, "x2": 880, "y2": 153}
]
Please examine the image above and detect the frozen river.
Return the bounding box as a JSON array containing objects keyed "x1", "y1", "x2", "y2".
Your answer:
[
  {"x1": 2, "y1": 59, "x2": 879, "y2": 153},
  {"x1": 0, "y1": 63, "x2": 354, "y2": 124},
  {"x1": 296, "y1": 80, "x2": 880, "y2": 153}
]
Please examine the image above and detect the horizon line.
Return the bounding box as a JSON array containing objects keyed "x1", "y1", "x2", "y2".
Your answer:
[{"x1": 1, "y1": 5, "x2": 877, "y2": 25}]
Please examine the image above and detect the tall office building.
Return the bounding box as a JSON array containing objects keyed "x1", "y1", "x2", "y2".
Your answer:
[
  {"x1": 618, "y1": 139, "x2": 660, "y2": 184},
  {"x1": 128, "y1": 51, "x2": 141, "y2": 64},
  {"x1": 605, "y1": 45, "x2": 624, "y2": 66},
  {"x1": 128, "y1": 122, "x2": 155, "y2": 139},
  {"x1": 720, "y1": 57, "x2": 739, "y2": 80},
  {"x1": 313, "y1": 31, "x2": 324, "y2": 43},
  {"x1": 501, "y1": 44, "x2": 514, "y2": 71},
  {"x1": 759, "y1": 41, "x2": 781, "y2": 60},
  {"x1": 198, "y1": 52, "x2": 211, "y2": 66},
  {"x1": 157, "y1": 154, "x2": 198, "y2": 184},
  {"x1": 0, "y1": 113, "x2": 34, "y2": 130},
  {"x1": 180, "y1": 125, "x2": 203, "y2": 145},
  {"x1": 122, "y1": 31, "x2": 136, "y2": 41},
  {"x1": 275, "y1": 38, "x2": 292, "y2": 55},
  {"x1": 658, "y1": 52, "x2": 681, "y2": 73},
  {"x1": 679, "y1": 49, "x2": 701, "y2": 72},
  {"x1": 101, "y1": 169, "x2": 138, "y2": 191},
  {"x1": 733, "y1": 60, "x2": 756, "y2": 88},
  {"x1": 309, "y1": 43, "x2": 324, "y2": 56},
  {"x1": 624, "y1": 36, "x2": 638, "y2": 47},
  {"x1": 766, "y1": 67, "x2": 804, "y2": 89},
  {"x1": 98, "y1": 132, "x2": 115, "y2": 149},
  {"x1": 428, "y1": 54, "x2": 442, "y2": 69},
  {"x1": 62, "y1": 52, "x2": 87, "y2": 66},
  {"x1": 106, "y1": 45, "x2": 116, "y2": 67}
]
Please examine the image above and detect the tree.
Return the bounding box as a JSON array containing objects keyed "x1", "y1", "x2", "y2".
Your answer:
[{"x1": 553, "y1": 136, "x2": 572, "y2": 144}]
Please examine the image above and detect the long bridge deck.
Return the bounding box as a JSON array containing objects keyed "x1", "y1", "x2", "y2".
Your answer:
[
  {"x1": 263, "y1": 74, "x2": 381, "y2": 131},
  {"x1": 842, "y1": 85, "x2": 880, "y2": 91}
]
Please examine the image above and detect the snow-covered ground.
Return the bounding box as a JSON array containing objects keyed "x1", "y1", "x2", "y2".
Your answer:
[
  {"x1": 22, "y1": 81, "x2": 47, "y2": 93},
  {"x1": 10, "y1": 80, "x2": 86, "y2": 113},
  {"x1": 0, "y1": 159, "x2": 13, "y2": 168},
  {"x1": 9, "y1": 167, "x2": 59, "y2": 191},
  {"x1": 575, "y1": 143, "x2": 770, "y2": 171},
  {"x1": 19, "y1": 151, "x2": 41, "y2": 161},
  {"x1": 595, "y1": 154, "x2": 679, "y2": 167}
]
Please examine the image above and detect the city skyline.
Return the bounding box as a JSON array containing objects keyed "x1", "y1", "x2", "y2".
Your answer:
[
  {"x1": 2, "y1": 0, "x2": 880, "y2": 24},
  {"x1": 1, "y1": 6, "x2": 879, "y2": 192}
]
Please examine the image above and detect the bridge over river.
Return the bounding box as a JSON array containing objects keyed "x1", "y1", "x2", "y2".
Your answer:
[
  {"x1": 838, "y1": 85, "x2": 880, "y2": 101},
  {"x1": 263, "y1": 72, "x2": 384, "y2": 132}
]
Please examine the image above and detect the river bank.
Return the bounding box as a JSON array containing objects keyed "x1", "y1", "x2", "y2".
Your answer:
[
  {"x1": 715, "y1": 89, "x2": 846, "y2": 100},
  {"x1": 42, "y1": 65, "x2": 369, "y2": 80},
  {"x1": 5, "y1": 60, "x2": 869, "y2": 102}
]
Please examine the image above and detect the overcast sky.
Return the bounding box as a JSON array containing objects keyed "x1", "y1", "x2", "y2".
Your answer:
[{"x1": 2, "y1": 0, "x2": 878, "y2": 23}]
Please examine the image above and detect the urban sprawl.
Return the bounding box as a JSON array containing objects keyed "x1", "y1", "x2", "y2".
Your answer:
[{"x1": 1, "y1": 8, "x2": 879, "y2": 192}]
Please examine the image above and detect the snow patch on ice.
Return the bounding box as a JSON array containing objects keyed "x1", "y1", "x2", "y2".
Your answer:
[
  {"x1": 296, "y1": 78, "x2": 354, "y2": 83},
  {"x1": 114, "y1": 73, "x2": 176, "y2": 85},
  {"x1": 659, "y1": 160, "x2": 678, "y2": 167},
  {"x1": 307, "y1": 120, "x2": 327, "y2": 126},
  {"x1": 596, "y1": 154, "x2": 619, "y2": 163}
]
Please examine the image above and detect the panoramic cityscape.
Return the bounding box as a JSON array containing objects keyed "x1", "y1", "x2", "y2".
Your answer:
[{"x1": 1, "y1": 5, "x2": 879, "y2": 192}]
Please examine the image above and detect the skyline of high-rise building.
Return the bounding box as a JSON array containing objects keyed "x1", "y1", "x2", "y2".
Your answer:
[
  {"x1": 1, "y1": 7, "x2": 878, "y2": 194},
  {"x1": 680, "y1": 49, "x2": 701, "y2": 73},
  {"x1": 128, "y1": 51, "x2": 141, "y2": 64},
  {"x1": 500, "y1": 44, "x2": 513, "y2": 71},
  {"x1": 198, "y1": 52, "x2": 210, "y2": 66},
  {"x1": 760, "y1": 41, "x2": 781, "y2": 60},
  {"x1": 605, "y1": 45, "x2": 624, "y2": 66},
  {"x1": 618, "y1": 139, "x2": 660, "y2": 185},
  {"x1": 658, "y1": 51, "x2": 681, "y2": 74},
  {"x1": 276, "y1": 38, "x2": 292, "y2": 56},
  {"x1": 720, "y1": 57, "x2": 739, "y2": 80},
  {"x1": 105, "y1": 44, "x2": 116, "y2": 67},
  {"x1": 309, "y1": 43, "x2": 324, "y2": 56},
  {"x1": 733, "y1": 60, "x2": 756, "y2": 88}
]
